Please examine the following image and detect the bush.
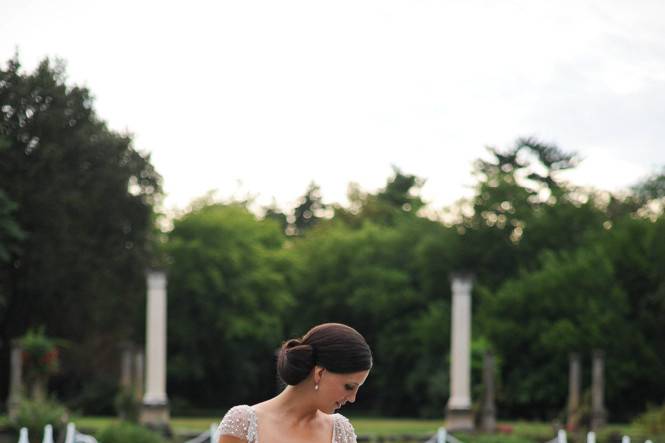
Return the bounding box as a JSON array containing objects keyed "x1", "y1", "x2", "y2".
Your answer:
[
  {"x1": 114, "y1": 388, "x2": 140, "y2": 422},
  {"x1": 10, "y1": 398, "x2": 68, "y2": 441},
  {"x1": 96, "y1": 422, "x2": 166, "y2": 443},
  {"x1": 66, "y1": 376, "x2": 119, "y2": 415},
  {"x1": 633, "y1": 403, "x2": 665, "y2": 435}
]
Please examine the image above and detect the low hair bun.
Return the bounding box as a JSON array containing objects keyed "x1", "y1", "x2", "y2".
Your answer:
[
  {"x1": 284, "y1": 338, "x2": 303, "y2": 349},
  {"x1": 277, "y1": 339, "x2": 316, "y2": 385}
]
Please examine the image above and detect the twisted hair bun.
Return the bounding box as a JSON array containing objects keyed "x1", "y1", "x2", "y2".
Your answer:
[
  {"x1": 276, "y1": 324, "x2": 372, "y2": 386},
  {"x1": 276, "y1": 338, "x2": 316, "y2": 385}
]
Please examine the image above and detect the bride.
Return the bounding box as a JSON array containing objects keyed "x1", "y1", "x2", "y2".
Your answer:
[{"x1": 217, "y1": 323, "x2": 372, "y2": 443}]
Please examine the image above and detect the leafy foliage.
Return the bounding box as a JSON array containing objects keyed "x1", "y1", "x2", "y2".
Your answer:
[
  {"x1": 96, "y1": 422, "x2": 166, "y2": 443},
  {"x1": 0, "y1": 187, "x2": 25, "y2": 263},
  {"x1": 10, "y1": 398, "x2": 69, "y2": 441},
  {"x1": 1, "y1": 59, "x2": 662, "y2": 422},
  {"x1": 633, "y1": 402, "x2": 665, "y2": 435},
  {"x1": 20, "y1": 327, "x2": 60, "y2": 381},
  {"x1": 0, "y1": 55, "x2": 161, "y2": 406},
  {"x1": 161, "y1": 148, "x2": 665, "y2": 419},
  {"x1": 480, "y1": 247, "x2": 630, "y2": 417},
  {"x1": 291, "y1": 182, "x2": 327, "y2": 235},
  {"x1": 166, "y1": 203, "x2": 293, "y2": 407}
]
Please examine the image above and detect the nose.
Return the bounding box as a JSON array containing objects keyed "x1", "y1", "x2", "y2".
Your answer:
[{"x1": 347, "y1": 392, "x2": 357, "y2": 403}]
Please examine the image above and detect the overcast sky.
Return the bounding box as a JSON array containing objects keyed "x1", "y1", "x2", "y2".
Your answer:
[{"x1": 2, "y1": 0, "x2": 665, "y2": 215}]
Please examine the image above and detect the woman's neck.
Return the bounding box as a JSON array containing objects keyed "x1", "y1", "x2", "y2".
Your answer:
[{"x1": 268, "y1": 384, "x2": 320, "y2": 423}]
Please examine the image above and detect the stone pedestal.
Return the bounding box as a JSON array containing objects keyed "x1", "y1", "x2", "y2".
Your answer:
[
  {"x1": 140, "y1": 270, "x2": 170, "y2": 434},
  {"x1": 591, "y1": 350, "x2": 607, "y2": 430},
  {"x1": 446, "y1": 273, "x2": 474, "y2": 431},
  {"x1": 141, "y1": 403, "x2": 171, "y2": 436},
  {"x1": 134, "y1": 348, "x2": 145, "y2": 401},
  {"x1": 120, "y1": 342, "x2": 134, "y2": 389},
  {"x1": 480, "y1": 350, "x2": 496, "y2": 433},
  {"x1": 567, "y1": 353, "x2": 581, "y2": 431},
  {"x1": 7, "y1": 340, "x2": 23, "y2": 419}
]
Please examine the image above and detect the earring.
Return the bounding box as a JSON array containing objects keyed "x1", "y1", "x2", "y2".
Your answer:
[{"x1": 315, "y1": 384, "x2": 319, "y2": 391}]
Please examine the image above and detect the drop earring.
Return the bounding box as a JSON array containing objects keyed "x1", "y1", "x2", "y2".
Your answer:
[{"x1": 315, "y1": 384, "x2": 319, "y2": 391}]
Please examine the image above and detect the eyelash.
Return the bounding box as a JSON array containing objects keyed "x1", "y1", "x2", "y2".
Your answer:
[{"x1": 345, "y1": 385, "x2": 355, "y2": 391}]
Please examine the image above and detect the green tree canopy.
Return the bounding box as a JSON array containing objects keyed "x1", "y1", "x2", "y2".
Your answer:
[
  {"x1": 0, "y1": 55, "x2": 161, "y2": 410},
  {"x1": 166, "y1": 203, "x2": 293, "y2": 407},
  {"x1": 334, "y1": 167, "x2": 426, "y2": 228}
]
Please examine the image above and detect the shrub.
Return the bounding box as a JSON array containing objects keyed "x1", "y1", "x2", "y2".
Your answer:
[
  {"x1": 96, "y1": 422, "x2": 165, "y2": 443},
  {"x1": 114, "y1": 388, "x2": 140, "y2": 422},
  {"x1": 10, "y1": 398, "x2": 68, "y2": 441},
  {"x1": 633, "y1": 403, "x2": 665, "y2": 435}
]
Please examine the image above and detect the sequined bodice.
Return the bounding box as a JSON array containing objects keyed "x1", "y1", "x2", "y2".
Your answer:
[{"x1": 217, "y1": 405, "x2": 357, "y2": 443}]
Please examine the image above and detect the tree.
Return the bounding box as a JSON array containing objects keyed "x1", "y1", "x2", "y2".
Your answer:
[
  {"x1": 166, "y1": 203, "x2": 294, "y2": 407},
  {"x1": 291, "y1": 182, "x2": 326, "y2": 236},
  {"x1": 0, "y1": 187, "x2": 24, "y2": 264},
  {"x1": 286, "y1": 213, "x2": 460, "y2": 416},
  {"x1": 334, "y1": 167, "x2": 426, "y2": 227},
  {"x1": 456, "y1": 137, "x2": 605, "y2": 288},
  {"x1": 480, "y1": 246, "x2": 631, "y2": 418},
  {"x1": 262, "y1": 198, "x2": 289, "y2": 235},
  {"x1": 0, "y1": 55, "x2": 161, "y2": 410}
]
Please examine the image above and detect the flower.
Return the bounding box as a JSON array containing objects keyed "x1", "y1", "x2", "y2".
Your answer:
[{"x1": 20, "y1": 328, "x2": 60, "y2": 379}]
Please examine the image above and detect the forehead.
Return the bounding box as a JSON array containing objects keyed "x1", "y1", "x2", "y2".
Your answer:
[{"x1": 329, "y1": 369, "x2": 370, "y2": 385}]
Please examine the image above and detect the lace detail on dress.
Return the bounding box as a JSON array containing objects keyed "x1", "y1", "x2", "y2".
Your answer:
[
  {"x1": 218, "y1": 405, "x2": 354, "y2": 443},
  {"x1": 217, "y1": 405, "x2": 258, "y2": 442},
  {"x1": 332, "y1": 414, "x2": 357, "y2": 443}
]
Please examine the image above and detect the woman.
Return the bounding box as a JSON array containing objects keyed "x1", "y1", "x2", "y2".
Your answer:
[{"x1": 217, "y1": 323, "x2": 372, "y2": 443}]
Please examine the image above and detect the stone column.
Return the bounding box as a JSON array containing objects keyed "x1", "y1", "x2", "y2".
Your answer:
[
  {"x1": 134, "y1": 347, "x2": 145, "y2": 401},
  {"x1": 7, "y1": 340, "x2": 24, "y2": 419},
  {"x1": 567, "y1": 353, "x2": 581, "y2": 431},
  {"x1": 591, "y1": 350, "x2": 607, "y2": 430},
  {"x1": 120, "y1": 342, "x2": 134, "y2": 390},
  {"x1": 140, "y1": 270, "x2": 171, "y2": 434},
  {"x1": 480, "y1": 350, "x2": 496, "y2": 433},
  {"x1": 446, "y1": 273, "x2": 474, "y2": 431}
]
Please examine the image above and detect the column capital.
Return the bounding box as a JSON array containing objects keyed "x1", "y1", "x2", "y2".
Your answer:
[
  {"x1": 147, "y1": 269, "x2": 167, "y2": 290},
  {"x1": 450, "y1": 272, "x2": 474, "y2": 295}
]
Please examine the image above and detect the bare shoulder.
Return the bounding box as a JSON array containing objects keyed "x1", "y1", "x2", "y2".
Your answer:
[{"x1": 218, "y1": 435, "x2": 247, "y2": 443}]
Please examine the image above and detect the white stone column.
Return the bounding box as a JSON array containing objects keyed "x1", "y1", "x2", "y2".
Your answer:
[
  {"x1": 591, "y1": 350, "x2": 607, "y2": 431},
  {"x1": 140, "y1": 270, "x2": 170, "y2": 432},
  {"x1": 120, "y1": 342, "x2": 133, "y2": 390},
  {"x1": 7, "y1": 340, "x2": 23, "y2": 419},
  {"x1": 567, "y1": 353, "x2": 581, "y2": 431},
  {"x1": 446, "y1": 273, "x2": 474, "y2": 431},
  {"x1": 481, "y1": 350, "x2": 496, "y2": 433},
  {"x1": 134, "y1": 347, "x2": 145, "y2": 402}
]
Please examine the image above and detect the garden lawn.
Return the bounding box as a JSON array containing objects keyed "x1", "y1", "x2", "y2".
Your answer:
[{"x1": 1, "y1": 416, "x2": 656, "y2": 443}]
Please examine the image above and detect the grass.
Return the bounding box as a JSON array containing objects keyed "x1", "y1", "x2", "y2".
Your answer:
[
  {"x1": 1, "y1": 415, "x2": 660, "y2": 443},
  {"x1": 351, "y1": 417, "x2": 444, "y2": 436}
]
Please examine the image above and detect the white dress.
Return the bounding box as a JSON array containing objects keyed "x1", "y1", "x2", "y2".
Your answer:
[{"x1": 217, "y1": 404, "x2": 357, "y2": 443}]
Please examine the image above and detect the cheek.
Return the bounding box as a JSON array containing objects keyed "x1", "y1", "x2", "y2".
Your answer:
[{"x1": 324, "y1": 384, "x2": 346, "y2": 398}]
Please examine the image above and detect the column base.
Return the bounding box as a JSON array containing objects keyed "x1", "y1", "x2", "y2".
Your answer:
[
  {"x1": 480, "y1": 407, "x2": 496, "y2": 433},
  {"x1": 140, "y1": 402, "x2": 172, "y2": 437},
  {"x1": 591, "y1": 410, "x2": 607, "y2": 431},
  {"x1": 446, "y1": 407, "x2": 475, "y2": 432},
  {"x1": 7, "y1": 396, "x2": 22, "y2": 420}
]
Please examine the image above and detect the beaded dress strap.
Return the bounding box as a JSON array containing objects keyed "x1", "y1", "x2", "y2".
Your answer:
[
  {"x1": 217, "y1": 405, "x2": 258, "y2": 443},
  {"x1": 332, "y1": 414, "x2": 357, "y2": 443}
]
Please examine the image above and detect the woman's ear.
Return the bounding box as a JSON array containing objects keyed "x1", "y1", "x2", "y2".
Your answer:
[{"x1": 314, "y1": 366, "x2": 325, "y2": 385}]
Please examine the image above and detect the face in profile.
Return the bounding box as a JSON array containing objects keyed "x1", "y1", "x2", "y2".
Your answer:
[{"x1": 316, "y1": 368, "x2": 370, "y2": 414}]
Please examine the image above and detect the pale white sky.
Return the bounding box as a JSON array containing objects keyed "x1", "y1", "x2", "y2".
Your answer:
[{"x1": 2, "y1": 0, "x2": 665, "y2": 216}]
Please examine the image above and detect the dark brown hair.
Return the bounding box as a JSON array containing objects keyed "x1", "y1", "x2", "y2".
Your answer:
[{"x1": 276, "y1": 323, "x2": 372, "y2": 386}]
